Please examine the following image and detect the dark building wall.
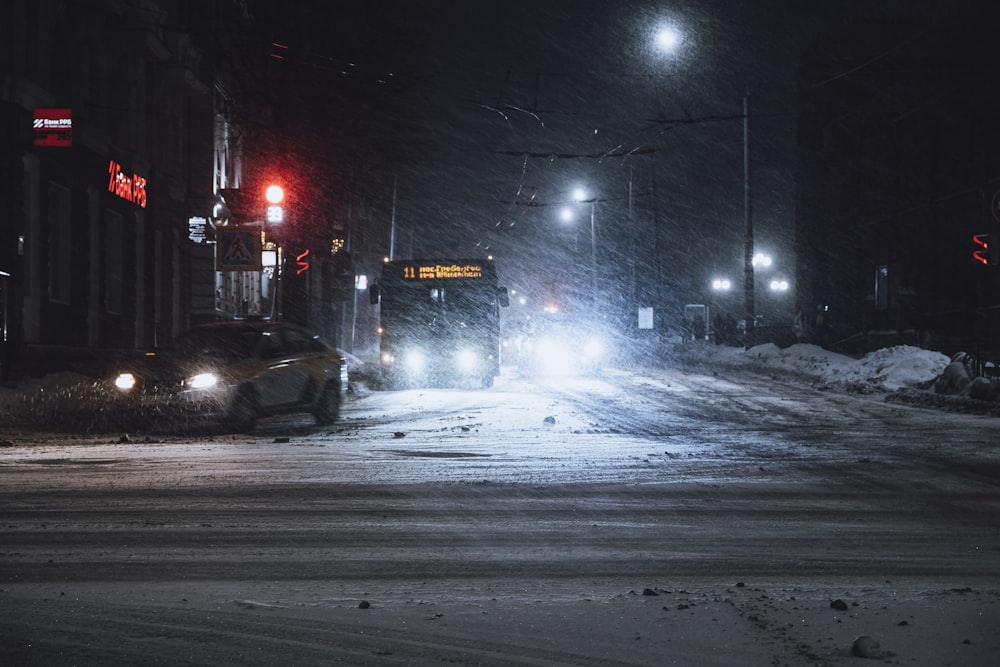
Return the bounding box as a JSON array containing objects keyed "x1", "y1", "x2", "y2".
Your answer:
[
  {"x1": 0, "y1": 0, "x2": 217, "y2": 379},
  {"x1": 794, "y1": 8, "x2": 1000, "y2": 355}
]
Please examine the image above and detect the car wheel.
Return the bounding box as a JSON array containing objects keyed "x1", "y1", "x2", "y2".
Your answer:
[
  {"x1": 313, "y1": 380, "x2": 341, "y2": 425},
  {"x1": 226, "y1": 386, "x2": 258, "y2": 432}
]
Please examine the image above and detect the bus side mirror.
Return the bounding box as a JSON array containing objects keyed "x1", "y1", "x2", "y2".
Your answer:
[
  {"x1": 369, "y1": 284, "x2": 380, "y2": 305},
  {"x1": 498, "y1": 286, "x2": 509, "y2": 308}
]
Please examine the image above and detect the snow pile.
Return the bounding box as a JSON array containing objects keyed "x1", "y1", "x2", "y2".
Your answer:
[
  {"x1": 851, "y1": 345, "x2": 952, "y2": 391},
  {"x1": 689, "y1": 343, "x2": 950, "y2": 393}
]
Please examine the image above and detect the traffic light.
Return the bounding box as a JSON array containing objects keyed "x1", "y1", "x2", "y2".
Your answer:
[{"x1": 265, "y1": 184, "x2": 284, "y2": 224}]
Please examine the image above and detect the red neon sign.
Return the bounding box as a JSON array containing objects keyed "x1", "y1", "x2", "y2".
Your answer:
[
  {"x1": 973, "y1": 234, "x2": 991, "y2": 265},
  {"x1": 296, "y1": 248, "x2": 311, "y2": 275},
  {"x1": 107, "y1": 160, "x2": 147, "y2": 208}
]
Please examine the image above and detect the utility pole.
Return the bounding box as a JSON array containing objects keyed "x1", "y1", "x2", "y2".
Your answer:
[
  {"x1": 389, "y1": 175, "x2": 398, "y2": 261},
  {"x1": 743, "y1": 92, "x2": 755, "y2": 348}
]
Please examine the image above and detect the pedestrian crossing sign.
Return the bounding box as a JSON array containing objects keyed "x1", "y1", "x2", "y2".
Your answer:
[{"x1": 215, "y1": 228, "x2": 261, "y2": 271}]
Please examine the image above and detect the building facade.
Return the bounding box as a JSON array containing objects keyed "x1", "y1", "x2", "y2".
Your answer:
[
  {"x1": 794, "y1": 8, "x2": 1000, "y2": 358},
  {"x1": 0, "y1": 0, "x2": 253, "y2": 379}
]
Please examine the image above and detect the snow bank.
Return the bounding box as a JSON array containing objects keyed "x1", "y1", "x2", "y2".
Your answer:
[{"x1": 691, "y1": 343, "x2": 950, "y2": 392}]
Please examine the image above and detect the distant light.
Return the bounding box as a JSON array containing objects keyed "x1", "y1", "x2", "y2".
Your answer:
[
  {"x1": 560, "y1": 207, "x2": 574, "y2": 223},
  {"x1": 403, "y1": 348, "x2": 427, "y2": 373},
  {"x1": 518, "y1": 296, "x2": 527, "y2": 305},
  {"x1": 711, "y1": 278, "x2": 732, "y2": 291},
  {"x1": 356, "y1": 274, "x2": 369, "y2": 290},
  {"x1": 266, "y1": 205, "x2": 284, "y2": 224},
  {"x1": 262, "y1": 250, "x2": 277, "y2": 267},
  {"x1": 752, "y1": 252, "x2": 773, "y2": 268},
  {"x1": 572, "y1": 187, "x2": 588, "y2": 202},
  {"x1": 769, "y1": 279, "x2": 790, "y2": 292},
  {"x1": 455, "y1": 348, "x2": 478, "y2": 373}
]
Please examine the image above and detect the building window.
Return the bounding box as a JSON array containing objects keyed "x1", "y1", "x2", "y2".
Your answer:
[
  {"x1": 47, "y1": 183, "x2": 71, "y2": 303},
  {"x1": 105, "y1": 210, "x2": 123, "y2": 314}
]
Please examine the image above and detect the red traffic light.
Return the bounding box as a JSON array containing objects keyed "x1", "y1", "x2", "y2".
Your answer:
[
  {"x1": 265, "y1": 184, "x2": 285, "y2": 223},
  {"x1": 265, "y1": 184, "x2": 284, "y2": 204}
]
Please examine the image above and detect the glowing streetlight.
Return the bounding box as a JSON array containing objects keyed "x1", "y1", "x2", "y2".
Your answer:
[
  {"x1": 655, "y1": 26, "x2": 680, "y2": 52},
  {"x1": 769, "y1": 279, "x2": 790, "y2": 292}
]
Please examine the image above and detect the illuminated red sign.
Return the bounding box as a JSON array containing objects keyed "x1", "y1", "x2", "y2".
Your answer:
[
  {"x1": 33, "y1": 108, "x2": 72, "y2": 147},
  {"x1": 296, "y1": 248, "x2": 311, "y2": 275},
  {"x1": 107, "y1": 160, "x2": 147, "y2": 208}
]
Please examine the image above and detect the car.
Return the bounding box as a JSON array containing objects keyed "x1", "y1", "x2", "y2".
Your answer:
[
  {"x1": 110, "y1": 320, "x2": 348, "y2": 431},
  {"x1": 515, "y1": 313, "x2": 609, "y2": 377}
]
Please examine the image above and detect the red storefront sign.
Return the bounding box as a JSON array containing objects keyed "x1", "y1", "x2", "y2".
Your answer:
[
  {"x1": 33, "y1": 108, "x2": 73, "y2": 147},
  {"x1": 107, "y1": 159, "x2": 148, "y2": 209}
]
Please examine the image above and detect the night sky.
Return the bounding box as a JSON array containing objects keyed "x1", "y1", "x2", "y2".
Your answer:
[{"x1": 244, "y1": 0, "x2": 972, "y2": 314}]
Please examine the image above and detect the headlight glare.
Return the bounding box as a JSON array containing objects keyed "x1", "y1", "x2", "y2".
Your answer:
[
  {"x1": 455, "y1": 348, "x2": 478, "y2": 372},
  {"x1": 186, "y1": 372, "x2": 219, "y2": 389},
  {"x1": 582, "y1": 337, "x2": 605, "y2": 359},
  {"x1": 114, "y1": 373, "x2": 137, "y2": 391},
  {"x1": 402, "y1": 349, "x2": 427, "y2": 373}
]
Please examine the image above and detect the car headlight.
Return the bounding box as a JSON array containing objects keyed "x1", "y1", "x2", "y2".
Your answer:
[
  {"x1": 535, "y1": 336, "x2": 575, "y2": 374},
  {"x1": 402, "y1": 349, "x2": 427, "y2": 373},
  {"x1": 185, "y1": 372, "x2": 219, "y2": 390},
  {"x1": 114, "y1": 372, "x2": 137, "y2": 392}
]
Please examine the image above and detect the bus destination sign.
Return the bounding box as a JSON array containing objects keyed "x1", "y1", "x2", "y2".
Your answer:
[{"x1": 402, "y1": 263, "x2": 483, "y2": 280}]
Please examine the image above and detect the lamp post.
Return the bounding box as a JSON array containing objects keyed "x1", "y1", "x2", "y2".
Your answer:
[
  {"x1": 710, "y1": 277, "x2": 733, "y2": 344},
  {"x1": 650, "y1": 25, "x2": 755, "y2": 346},
  {"x1": 572, "y1": 188, "x2": 597, "y2": 303},
  {"x1": 743, "y1": 93, "x2": 755, "y2": 348},
  {"x1": 562, "y1": 187, "x2": 598, "y2": 307}
]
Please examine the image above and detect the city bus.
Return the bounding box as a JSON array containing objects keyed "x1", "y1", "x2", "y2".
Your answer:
[{"x1": 369, "y1": 258, "x2": 509, "y2": 388}]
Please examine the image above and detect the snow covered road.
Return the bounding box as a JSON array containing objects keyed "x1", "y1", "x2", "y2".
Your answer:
[{"x1": 1, "y1": 364, "x2": 998, "y2": 665}]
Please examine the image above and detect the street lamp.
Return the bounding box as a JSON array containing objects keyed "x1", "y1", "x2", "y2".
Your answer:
[{"x1": 655, "y1": 26, "x2": 680, "y2": 52}]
